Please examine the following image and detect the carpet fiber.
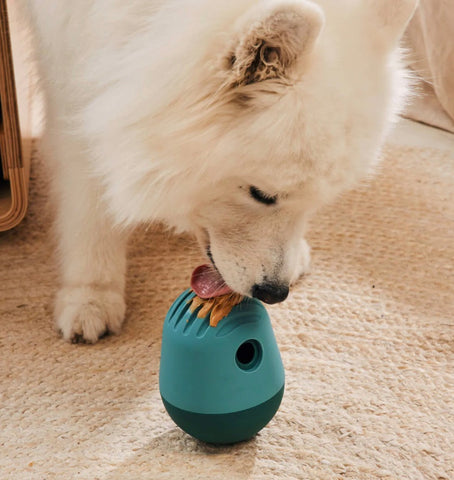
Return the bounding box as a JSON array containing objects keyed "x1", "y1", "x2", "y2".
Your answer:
[{"x1": 1, "y1": 123, "x2": 453, "y2": 479}]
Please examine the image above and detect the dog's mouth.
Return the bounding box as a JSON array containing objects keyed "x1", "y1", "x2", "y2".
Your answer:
[{"x1": 190, "y1": 247, "x2": 233, "y2": 299}]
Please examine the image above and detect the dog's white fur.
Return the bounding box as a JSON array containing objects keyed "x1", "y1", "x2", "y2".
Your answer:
[{"x1": 19, "y1": 0, "x2": 417, "y2": 342}]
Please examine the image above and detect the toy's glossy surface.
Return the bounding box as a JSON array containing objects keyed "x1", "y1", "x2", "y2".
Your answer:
[{"x1": 159, "y1": 289, "x2": 285, "y2": 444}]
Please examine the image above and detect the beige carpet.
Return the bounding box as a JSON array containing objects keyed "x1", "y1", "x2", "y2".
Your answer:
[{"x1": 1, "y1": 121, "x2": 453, "y2": 480}]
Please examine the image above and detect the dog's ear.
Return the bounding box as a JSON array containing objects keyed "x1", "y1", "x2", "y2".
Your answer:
[
  {"x1": 364, "y1": 0, "x2": 418, "y2": 50},
  {"x1": 226, "y1": 1, "x2": 324, "y2": 87}
]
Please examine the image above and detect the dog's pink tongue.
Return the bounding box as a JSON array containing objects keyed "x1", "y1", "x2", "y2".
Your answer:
[{"x1": 191, "y1": 264, "x2": 233, "y2": 299}]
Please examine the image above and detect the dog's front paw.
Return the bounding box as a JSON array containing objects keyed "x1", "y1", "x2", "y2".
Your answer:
[
  {"x1": 55, "y1": 286, "x2": 126, "y2": 343},
  {"x1": 290, "y1": 238, "x2": 311, "y2": 285}
]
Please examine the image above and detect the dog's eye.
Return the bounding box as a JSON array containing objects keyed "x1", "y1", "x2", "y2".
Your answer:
[{"x1": 249, "y1": 186, "x2": 277, "y2": 206}]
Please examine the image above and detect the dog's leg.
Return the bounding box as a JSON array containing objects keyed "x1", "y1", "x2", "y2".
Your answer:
[
  {"x1": 290, "y1": 238, "x2": 311, "y2": 285},
  {"x1": 51, "y1": 146, "x2": 129, "y2": 343}
]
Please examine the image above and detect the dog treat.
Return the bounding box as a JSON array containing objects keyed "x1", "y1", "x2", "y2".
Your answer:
[{"x1": 188, "y1": 292, "x2": 244, "y2": 327}]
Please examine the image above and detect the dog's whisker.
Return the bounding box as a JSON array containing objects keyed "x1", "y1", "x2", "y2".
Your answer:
[{"x1": 211, "y1": 283, "x2": 230, "y2": 297}]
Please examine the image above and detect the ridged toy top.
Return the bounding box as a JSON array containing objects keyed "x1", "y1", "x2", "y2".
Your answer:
[{"x1": 160, "y1": 289, "x2": 285, "y2": 415}]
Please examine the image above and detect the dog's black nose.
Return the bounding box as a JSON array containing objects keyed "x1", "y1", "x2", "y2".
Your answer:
[{"x1": 251, "y1": 282, "x2": 289, "y2": 304}]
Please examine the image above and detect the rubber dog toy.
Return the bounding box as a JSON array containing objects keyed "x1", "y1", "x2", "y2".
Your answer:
[{"x1": 159, "y1": 289, "x2": 285, "y2": 444}]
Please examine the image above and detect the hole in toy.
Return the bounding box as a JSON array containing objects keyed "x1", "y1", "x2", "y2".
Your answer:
[{"x1": 236, "y1": 340, "x2": 262, "y2": 371}]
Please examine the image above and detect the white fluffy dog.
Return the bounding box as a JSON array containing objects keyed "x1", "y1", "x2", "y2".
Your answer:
[{"x1": 19, "y1": 0, "x2": 417, "y2": 342}]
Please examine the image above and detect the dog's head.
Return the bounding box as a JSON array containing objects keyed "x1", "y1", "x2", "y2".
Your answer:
[
  {"x1": 92, "y1": 0, "x2": 417, "y2": 302},
  {"x1": 176, "y1": 0, "x2": 417, "y2": 302}
]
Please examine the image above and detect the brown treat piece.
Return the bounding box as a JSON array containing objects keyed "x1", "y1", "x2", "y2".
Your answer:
[{"x1": 188, "y1": 292, "x2": 244, "y2": 327}]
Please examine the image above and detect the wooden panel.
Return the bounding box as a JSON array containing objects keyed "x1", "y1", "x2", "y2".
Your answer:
[
  {"x1": 0, "y1": 0, "x2": 33, "y2": 231},
  {"x1": 0, "y1": 0, "x2": 22, "y2": 176}
]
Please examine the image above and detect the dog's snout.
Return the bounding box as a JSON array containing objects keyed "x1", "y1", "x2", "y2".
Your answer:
[{"x1": 251, "y1": 282, "x2": 289, "y2": 304}]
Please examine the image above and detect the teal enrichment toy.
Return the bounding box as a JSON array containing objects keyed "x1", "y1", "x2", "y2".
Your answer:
[{"x1": 159, "y1": 289, "x2": 285, "y2": 445}]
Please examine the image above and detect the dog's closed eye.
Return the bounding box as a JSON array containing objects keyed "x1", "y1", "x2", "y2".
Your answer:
[{"x1": 249, "y1": 186, "x2": 277, "y2": 206}]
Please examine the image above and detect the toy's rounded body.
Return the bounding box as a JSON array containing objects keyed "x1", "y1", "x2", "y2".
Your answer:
[{"x1": 159, "y1": 290, "x2": 285, "y2": 444}]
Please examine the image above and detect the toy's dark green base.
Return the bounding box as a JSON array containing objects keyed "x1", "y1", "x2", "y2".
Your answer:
[{"x1": 161, "y1": 385, "x2": 284, "y2": 445}]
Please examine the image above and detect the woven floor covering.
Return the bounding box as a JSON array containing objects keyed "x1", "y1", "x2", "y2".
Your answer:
[{"x1": 1, "y1": 123, "x2": 453, "y2": 480}]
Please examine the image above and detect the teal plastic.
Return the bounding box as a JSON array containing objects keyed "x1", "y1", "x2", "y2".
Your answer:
[
  {"x1": 162, "y1": 385, "x2": 284, "y2": 445},
  {"x1": 159, "y1": 289, "x2": 285, "y2": 443}
]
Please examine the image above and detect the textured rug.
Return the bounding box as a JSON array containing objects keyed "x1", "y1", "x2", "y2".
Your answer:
[{"x1": 1, "y1": 123, "x2": 453, "y2": 480}]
